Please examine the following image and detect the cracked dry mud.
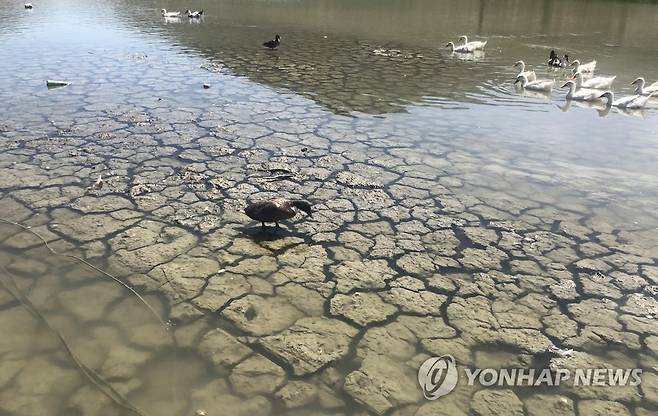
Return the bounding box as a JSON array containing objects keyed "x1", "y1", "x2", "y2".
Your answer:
[
  {"x1": 1, "y1": 24, "x2": 658, "y2": 416},
  {"x1": 2, "y1": 94, "x2": 657, "y2": 416}
]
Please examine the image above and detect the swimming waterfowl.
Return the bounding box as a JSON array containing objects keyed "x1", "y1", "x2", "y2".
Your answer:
[
  {"x1": 548, "y1": 50, "x2": 569, "y2": 68},
  {"x1": 458, "y1": 35, "x2": 487, "y2": 50},
  {"x1": 570, "y1": 59, "x2": 596, "y2": 74},
  {"x1": 244, "y1": 198, "x2": 312, "y2": 229},
  {"x1": 24, "y1": 3, "x2": 33, "y2": 9},
  {"x1": 572, "y1": 71, "x2": 616, "y2": 90},
  {"x1": 515, "y1": 74, "x2": 554, "y2": 92},
  {"x1": 263, "y1": 34, "x2": 281, "y2": 49},
  {"x1": 631, "y1": 77, "x2": 658, "y2": 96},
  {"x1": 445, "y1": 41, "x2": 474, "y2": 53},
  {"x1": 561, "y1": 80, "x2": 603, "y2": 101},
  {"x1": 161, "y1": 9, "x2": 181, "y2": 18},
  {"x1": 598, "y1": 91, "x2": 656, "y2": 109},
  {"x1": 186, "y1": 9, "x2": 204, "y2": 18},
  {"x1": 513, "y1": 61, "x2": 537, "y2": 82}
]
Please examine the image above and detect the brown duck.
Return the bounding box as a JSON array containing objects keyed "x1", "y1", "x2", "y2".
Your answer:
[{"x1": 244, "y1": 198, "x2": 312, "y2": 229}]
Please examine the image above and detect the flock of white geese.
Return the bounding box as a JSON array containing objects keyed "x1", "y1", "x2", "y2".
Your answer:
[
  {"x1": 447, "y1": 35, "x2": 658, "y2": 110},
  {"x1": 514, "y1": 58, "x2": 657, "y2": 110}
]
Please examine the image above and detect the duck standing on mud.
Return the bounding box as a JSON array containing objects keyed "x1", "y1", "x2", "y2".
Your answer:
[{"x1": 245, "y1": 198, "x2": 312, "y2": 230}]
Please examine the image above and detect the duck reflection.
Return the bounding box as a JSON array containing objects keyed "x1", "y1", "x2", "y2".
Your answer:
[
  {"x1": 450, "y1": 50, "x2": 486, "y2": 62},
  {"x1": 163, "y1": 16, "x2": 181, "y2": 24},
  {"x1": 557, "y1": 99, "x2": 611, "y2": 117}
]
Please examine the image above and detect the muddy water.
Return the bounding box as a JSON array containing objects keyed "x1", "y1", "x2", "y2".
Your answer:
[{"x1": 1, "y1": 0, "x2": 658, "y2": 415}]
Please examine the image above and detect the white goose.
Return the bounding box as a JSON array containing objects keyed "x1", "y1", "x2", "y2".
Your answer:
[
  {"x1": 631, "y1": 77, "x2": 658, "y2": 96},
  {"x1": 561, "y1": 80, "x2": 603, "y2": 101},
  {"x1": 570, "y1": 59, "x2": 597, "y2": 74},
  {"x1": 515, "y1": 74, "x2": 554, "y2": 92},
  {"x1": 572, "y1": 71, "x2": 616, "y2": 90},
  {"x1": 458, "y1": 35, "x2": 487, "y2": 50},
  {"x1": 446, "y1": 42, "x2": 475, "y2": 53},
  {"x1": 161, "y1": 9, "x2": 181, "y2": 18},
  {"x1": 599, "y1": 91, "x2": 656, "y2": 109},
  {"x1": 514, "y1": 61, "x2": 537, "y2": 82}
]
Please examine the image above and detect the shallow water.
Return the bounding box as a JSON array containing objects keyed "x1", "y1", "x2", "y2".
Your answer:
[{"x1": 1, "y1": 0, "x2": 658, "y2": 415}]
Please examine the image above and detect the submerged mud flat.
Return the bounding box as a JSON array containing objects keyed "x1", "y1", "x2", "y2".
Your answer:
[{"x1": 1, "y1": 67, "x2": 658, "y2": 416}]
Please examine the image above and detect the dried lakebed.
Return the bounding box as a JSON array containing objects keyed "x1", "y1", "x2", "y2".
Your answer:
[{"x1": 1, "y1": 78, "x2": 658, "y2": 416}]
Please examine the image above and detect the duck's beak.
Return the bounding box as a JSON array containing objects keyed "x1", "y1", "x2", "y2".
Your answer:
[{"x1": 514, "y1": 78, "x2": 520, "y2": 84}]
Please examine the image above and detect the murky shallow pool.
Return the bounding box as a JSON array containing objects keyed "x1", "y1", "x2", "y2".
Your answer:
[{"x1": 1, "y1": 0, "x2": 657, "y2": 415}]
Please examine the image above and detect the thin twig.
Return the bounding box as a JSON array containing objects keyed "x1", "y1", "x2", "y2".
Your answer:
[
  {"x1": 0, "y1": 217, "x2": 168, "y2": 330},
  {"x1": 0, "y1": 265, "x2": 149, "y2": 416}
]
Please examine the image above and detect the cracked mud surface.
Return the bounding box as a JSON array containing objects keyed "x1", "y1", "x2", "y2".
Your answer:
[{"x1": 2, "y1": 1, "x2": 658, "y2": 415}]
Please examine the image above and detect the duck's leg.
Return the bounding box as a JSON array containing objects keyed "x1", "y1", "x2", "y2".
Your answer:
[
  {"x1": 261, "y1": 222, "x2": 266, "y2": 231},
  {"x1": 275, "y1": 222, "x2": 280, "y2": 229}
]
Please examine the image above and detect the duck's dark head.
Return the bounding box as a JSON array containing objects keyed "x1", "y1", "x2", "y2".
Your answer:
[
  {"x1": 563, "y1": 54, "x2": 569, "y2": 62},
  {"x1": 291, "y1": 200, "x2": 312, "y2": 217},
  {"x1": 549, "y1": 50, "x2": 557, "y2": 58},
  {"x1": 275, "y1": 34, "x2": 281, "y2": 41}
]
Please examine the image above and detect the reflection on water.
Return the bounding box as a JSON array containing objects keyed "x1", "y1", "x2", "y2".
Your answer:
[
  {"x1": 1, "y1": 1, "x2": 658, "y2": 416},
  {"x1": 104, "y1": 0, "x2": 658, "y2": 115}
]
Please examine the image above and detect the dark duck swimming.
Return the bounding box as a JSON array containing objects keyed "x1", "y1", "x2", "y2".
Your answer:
[
  {"x1": 245, "y1": 198, "x2": 312, "y2": 230},
  {"x1": 263, "y1": 34, "x2": 281, "y2": 49},
  {"x1": 186, "y1": 9, "x2": 203, "y2": 18},
  {"x1": 548, "y1": 50, "x2": 569, "y2": 68}
]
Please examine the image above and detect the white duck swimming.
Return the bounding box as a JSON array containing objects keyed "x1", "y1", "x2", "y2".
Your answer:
[
  {"x1": 572, "y1": 71, "x2": 616, "y2": 90},
  {"x1": 458, "y1": 35, "x2": 487, "y2": 50},
  {"x1": 445, "y1": 41, "x2": 475, "y2": 53},
  {"x1": 561, "y1": 80, "x2": 603, "y2": 101},
  {"x1": 515, "y1": 74, "x2": 554, "y2": 92},
  {"x1": 161, "y1": 9, "x2": 181, "y2": 18},
  {"x1": 599, "y1": 91, "x2": 656, "y2": 109},
  {"x1": 186, "y1": 9, "x2": 204, "y2": 18},
  {"x1": 631, "y1": 77, "x2": 658, "y2": 96},
  {"x1": 513, "y1": 61, "x2": 537, "y2": 82},
  {"x1": 570, "y1": 59, "x2": 596, "y2": 74}
]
